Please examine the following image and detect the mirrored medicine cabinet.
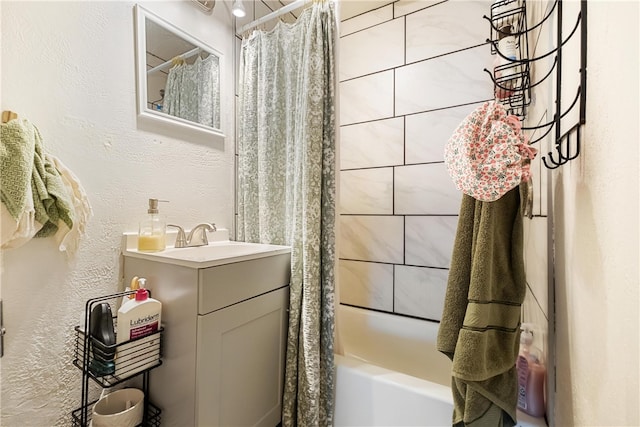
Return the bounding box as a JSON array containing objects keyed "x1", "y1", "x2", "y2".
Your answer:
[{"x1": 135, "y1": 4, "x2": 225, "y2": 143}]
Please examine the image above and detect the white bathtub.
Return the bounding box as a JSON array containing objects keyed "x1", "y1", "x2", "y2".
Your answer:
[
  {"x1": 333, "y1": 305, "x2": 547, "y2": 427},
  {"x1": 333, "y1": 305, "x2": 454, "y2": 426}
]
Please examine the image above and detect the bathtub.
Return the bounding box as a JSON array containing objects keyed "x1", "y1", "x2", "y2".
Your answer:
[
  {"x1": 333, "y1": 305, "x2": 454, "y2": 426},
  {"x1": 333, "y1": 305, "x2": 547, "y2": 427}
]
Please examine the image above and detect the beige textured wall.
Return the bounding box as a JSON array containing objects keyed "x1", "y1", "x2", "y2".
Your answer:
[
  {"x1": 0, "y1": 1, "x2": 234, "y2": 425},
  {"x1": 553, "y1": 1, "x2": 639, "y2": 425}
]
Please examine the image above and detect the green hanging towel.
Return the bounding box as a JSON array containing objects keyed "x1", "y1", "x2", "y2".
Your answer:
[
  {"x1": 437, "y1": 184, "x2": 527, "y2": 427},
  {"x1": 1, "y1": 118, "x2": 35, "y2": 220},
  {"x1": 1, "y1": 118, "x2": 74, "y2": 237}
]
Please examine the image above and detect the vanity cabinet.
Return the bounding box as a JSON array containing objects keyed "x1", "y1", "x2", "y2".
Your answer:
[{"x1": 123, "y1": 252, "x2": 291, "y2": 427}]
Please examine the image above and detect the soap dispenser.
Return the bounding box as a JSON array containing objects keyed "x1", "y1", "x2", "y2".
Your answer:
[
  {"x1": 516, "y1": 323, "x2": 546, "y2": 417},
  {"x1": 137, "y1": 198, "x2": 166, "y2": 252}
]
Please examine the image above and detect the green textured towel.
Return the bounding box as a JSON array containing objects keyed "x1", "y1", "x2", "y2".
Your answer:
[
  {"x1": 437, "y1": 184, "x2": 527, "y2": 427},
  {"x1": 0, "y1": 119, "x2": 74, "y2": 237},
  {"x1": 1, "y1": 119, "x2": 36, "y2": 220}
]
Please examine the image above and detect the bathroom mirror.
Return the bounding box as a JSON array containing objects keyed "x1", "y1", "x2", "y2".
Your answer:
[{"x1": 135, "y1": 5, "x2": 224, "y2": 142}]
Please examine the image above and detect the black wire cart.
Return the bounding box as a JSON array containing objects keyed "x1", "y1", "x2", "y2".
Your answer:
[{"x1": 71, "y1": 291, "x2": 163, "y2": 426}]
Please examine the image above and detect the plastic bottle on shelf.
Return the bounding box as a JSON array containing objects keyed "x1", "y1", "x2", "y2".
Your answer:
[
  {"x1": 497, "y1": 24, "x2": 517, "y2": 63},
  {"x1": 494, "y1": 24, "x2": 518, "y2": 99},
  {"x1": 516, "y1": 323, "x2": 546, "y2": 418},
  {"x1": 88, "y1": 303, "x2": 116, "y2": 376},
  {"x1": 115, "y1": 279, "x2": 162, "y2": 378}
]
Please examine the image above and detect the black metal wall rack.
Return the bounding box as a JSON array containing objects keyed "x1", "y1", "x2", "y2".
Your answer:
[{"x1": 484, "y1": 0, "x2": 587, "y2": 169}]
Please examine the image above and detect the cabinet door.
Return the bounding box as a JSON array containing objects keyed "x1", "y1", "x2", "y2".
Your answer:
[{"x1": 196, "y1": 286, "x2": 289, "y2": 427}]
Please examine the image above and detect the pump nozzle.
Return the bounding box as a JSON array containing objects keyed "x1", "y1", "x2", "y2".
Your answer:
[
  {"x1": 520, "y1": 322, "x2": 534, "y2": 345},
  {"x1": 135, "y1": 278, "x2": 149, "y2": 301},
  {"x1": 147, "y1": 198, "x2": 169, "y2": 214}
]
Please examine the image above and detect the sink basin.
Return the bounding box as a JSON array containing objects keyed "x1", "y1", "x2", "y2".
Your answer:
[{"x1": 123, "y1": 239, "x2": 291, "y2": 268}]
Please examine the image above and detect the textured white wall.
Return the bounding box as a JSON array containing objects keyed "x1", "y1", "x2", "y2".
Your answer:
[
  {"x1": 554, "y1": 2, "x2": 639, "y2": 426},
  {"x1": 0, "y1": 1, "x2": 234, "y2": 425}
]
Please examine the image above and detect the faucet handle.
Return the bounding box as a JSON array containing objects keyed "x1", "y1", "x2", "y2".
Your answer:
[{"x1": 167, "y1": 224, "x2": 187, "y2": 248}]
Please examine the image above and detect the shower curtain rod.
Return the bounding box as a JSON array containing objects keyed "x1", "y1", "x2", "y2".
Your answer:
[
  {"x1": 237, "y1": 0, "x2": 310, "y2": 34},
  {"x1": 147, "y1": 46, "x2": 201, "y2": 75}
]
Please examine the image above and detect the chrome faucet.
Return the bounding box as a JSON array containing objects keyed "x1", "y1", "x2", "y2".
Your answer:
[{"x1": 167, "y1": 223, "x2": 216, "y2": 248}]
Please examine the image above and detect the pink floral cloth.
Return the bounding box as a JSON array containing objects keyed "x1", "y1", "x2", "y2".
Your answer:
[{"x1": 444, "y1": 101, "x2": 537, "y2": 202}]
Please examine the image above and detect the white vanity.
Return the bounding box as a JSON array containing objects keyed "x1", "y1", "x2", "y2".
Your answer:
[{"x1": 122, "y1": 235, "x2": 291, "y2": 426}]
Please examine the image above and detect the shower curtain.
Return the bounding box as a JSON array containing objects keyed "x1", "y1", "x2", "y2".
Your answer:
[
  {"x1": 237, "y1": 2, "x2": 337, "y2": 426},
  {"x1": 163, "y1": 54, "x2": 220, "y2": 128}
]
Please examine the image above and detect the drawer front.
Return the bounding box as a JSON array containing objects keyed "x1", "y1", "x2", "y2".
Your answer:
[{"x1": 198, "y1": 253, "x2": 291, "y2": 315}]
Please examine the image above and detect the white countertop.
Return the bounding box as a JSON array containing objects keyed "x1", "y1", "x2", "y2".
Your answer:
[{"x1": 122, "y1": 230, "x2": 291, "y2": 269}]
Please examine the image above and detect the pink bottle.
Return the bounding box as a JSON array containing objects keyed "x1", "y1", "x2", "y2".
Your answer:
[{"x1": 516, "y1": 323, "x2": 546, "y2": 417}]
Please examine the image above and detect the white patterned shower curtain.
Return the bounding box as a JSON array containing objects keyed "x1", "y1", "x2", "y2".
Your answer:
[
  {"x1": 163, "y1": 54, "x2": 220, "y2": 128},
  {"x1": 237, "y1": 2, "x2": 337, "y2": 426}
]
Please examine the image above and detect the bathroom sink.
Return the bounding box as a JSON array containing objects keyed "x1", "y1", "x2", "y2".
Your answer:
[
  {"x1": 160, "y1": 241, "x2": 290, "y2": 264},
  {"x1": 122, "y1": 232, "x2": 290, "y2": 268}
]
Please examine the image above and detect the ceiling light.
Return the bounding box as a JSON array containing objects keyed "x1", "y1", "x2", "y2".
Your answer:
[{"x1": 232, "y1": 0, "x2": 246, "y2": 18}]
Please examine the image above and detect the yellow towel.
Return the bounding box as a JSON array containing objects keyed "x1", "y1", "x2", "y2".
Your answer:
[{"x1": 437, "y1": 184, "x2": 527, "y2": 426}]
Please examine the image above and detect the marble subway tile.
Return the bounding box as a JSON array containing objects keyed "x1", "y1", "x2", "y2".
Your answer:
[
  {"x1": 340, "y1": 70, "x2": 394, "y2": 125},
  {"x1": 524, "y1": 216, "x2": 548, "y2": 317},
  {"x1": 394, "y1": 266, "x2": 448, "y2": 320},
  {"x1": 405, "y1": 103, "x2": 478, "y2": 164},
  {"x1": 405, "y1": 1, "x2": 489, "y2": 64},
  {"x1": 340, "y1": 4, "x2": 393, "y2": 37},
  {"x1": 339, "y1": 260, "x2": 394, "y2": 311},
  {"x1": 395, "y1": 46, "x2": 493, "y2": 116},
  {"x1": 340, "y1": 168, "x2": 393, "y2": 215},
  {"x1": 524, "y1": 102, "x2": 551, "y2": 216},
  {"x1": 405, "y1": 216, "x2": 458, "y2": 268},
  {"x1": 340, "y1": 1, "x2": 394, "y2": 21},
  {"x1": 340, "y1": 18, "x2": 405, "y2": 81},
  {"x1": 530, "y1": 143, "x2": 544, "y2": 216},
  {"x1": 340, "y1": 117, "x2": 404, "y2": 169},
  {"x1": 539, "y1": 153, "x2": 548, "y2": 216},
  {"x1": 394, "y1": 0, "x2": 443, "y2": 18},
  {"x1": 526, "y1": 58, "x2": 553, "y2": 216},
  {"x1": 395, "y1": 164, "x2": 462, "y2": 215},
  {"x1": 522, "y1": 292, "x2": 548, "y2": 357},
  {"x1": 526, "y1": 0, "x2": 546, "y2": 59},
  {"x1": 340, "y1": 215, "x2": 404, "y2": 263}
]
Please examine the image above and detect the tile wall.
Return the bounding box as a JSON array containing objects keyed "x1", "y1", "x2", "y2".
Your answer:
[
  {"x1": 338, "y1": 0, "x2": 494, "y2": 322},
  {"x1": 520, "y1": 0, "x2": 554, "y2": 363},
  {"x1": 338, "y1": 0, "x2": 551, "y2": 335}
]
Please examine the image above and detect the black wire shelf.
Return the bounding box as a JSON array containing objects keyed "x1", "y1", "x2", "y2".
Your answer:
[{"x1": 484, "y1": 0, "x2": 587, "y2": 169}]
